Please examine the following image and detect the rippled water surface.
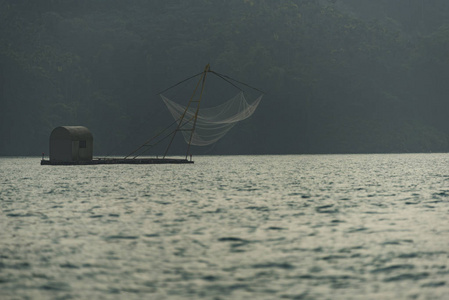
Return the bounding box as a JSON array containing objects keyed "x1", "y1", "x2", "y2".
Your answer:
[{"x1": 1, "y1": 154, "x2": 449, "y2": 299}]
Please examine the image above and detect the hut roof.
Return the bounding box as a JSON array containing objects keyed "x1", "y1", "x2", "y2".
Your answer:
[{"x1": 50, "y1": 126, "x2": 93, "y2": 141}]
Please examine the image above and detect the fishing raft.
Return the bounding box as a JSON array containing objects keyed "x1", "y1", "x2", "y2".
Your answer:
[
  {"x1": 41, "y1": 64, "x2": 263, "y2": 165},
  {"x1": 41, "y1": 157, "x2": 192, "y2": 165}
]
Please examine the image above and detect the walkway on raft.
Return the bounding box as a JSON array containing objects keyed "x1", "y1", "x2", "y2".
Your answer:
[{"x1": 41, "y1": 157, "x2": 193, "y2": 165}]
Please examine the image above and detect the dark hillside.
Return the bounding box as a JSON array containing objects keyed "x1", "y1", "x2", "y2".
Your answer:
[{"x1": 1, "y1": 0, "x2": 448, "y2": 155}]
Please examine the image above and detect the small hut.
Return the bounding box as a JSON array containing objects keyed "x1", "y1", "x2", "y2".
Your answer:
[{"x1": 50, "y1": 126, "x2": 93, "y2": 162}]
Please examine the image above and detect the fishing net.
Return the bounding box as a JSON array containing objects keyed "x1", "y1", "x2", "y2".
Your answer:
[{"x1": 161, "y1": 91, "x2": 262, "y2": 146}]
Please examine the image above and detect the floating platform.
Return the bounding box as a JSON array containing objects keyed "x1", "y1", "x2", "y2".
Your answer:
[{"x1": 41, "y1": 157, "x2": 193, "y2": 165}]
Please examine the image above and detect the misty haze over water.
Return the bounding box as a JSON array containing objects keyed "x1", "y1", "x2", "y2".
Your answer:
[{"x1": 1, "y1": 0, "x2": 449, "y2": 156}]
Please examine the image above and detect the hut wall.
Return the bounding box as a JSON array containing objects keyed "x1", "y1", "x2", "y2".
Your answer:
[
  {"x1": 49, "y1": 126, "x2": 93, "y2": 162},
  {"x1": 74, "y1": 140, "x2": 93, "y2": 161},
  {"x1": 50, "y1": 139, "x2": 73, "y2": 162}
]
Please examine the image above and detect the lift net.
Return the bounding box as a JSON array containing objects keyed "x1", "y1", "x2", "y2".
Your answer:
[{"x1": 161, "y1": 92, "x2": 262, "y2": 146}]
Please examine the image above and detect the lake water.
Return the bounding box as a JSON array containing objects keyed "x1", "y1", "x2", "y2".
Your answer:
[{"x1": 1, "y1": 154, "x2": 448, "y2": 299}]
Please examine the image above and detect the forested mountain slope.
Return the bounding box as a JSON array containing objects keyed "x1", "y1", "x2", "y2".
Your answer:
[{"x1": 1, "y1": 0, "x2": 448, "y2": 155}]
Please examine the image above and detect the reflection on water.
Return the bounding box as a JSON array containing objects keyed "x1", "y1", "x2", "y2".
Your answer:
[{"x1": 1, "y1": 154, "x2": 448, "y2": 299}]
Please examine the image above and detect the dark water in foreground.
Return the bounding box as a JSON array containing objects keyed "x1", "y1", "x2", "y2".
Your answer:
[{"x1": 1, "y1": 154, "x2": 449, "y2": 299}]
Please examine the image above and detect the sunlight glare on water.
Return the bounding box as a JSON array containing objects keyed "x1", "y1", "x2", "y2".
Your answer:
[{"x1": 1, "y1": 154, "x2": 449, "y2": 299}]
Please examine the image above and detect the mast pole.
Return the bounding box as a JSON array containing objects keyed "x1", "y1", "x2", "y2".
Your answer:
[
  {"x1": 163, "y1": 64, "x2": 210, "y2": 159},
  {"x1": 185, "y1": 64, "x2": 210, "y2": 159}
]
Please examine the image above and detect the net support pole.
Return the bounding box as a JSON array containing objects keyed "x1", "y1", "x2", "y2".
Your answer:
[
  {"x1": 185, "y1": 64, "x2": 210, "y2": 159},
  {"x1": 163, "y1": 64, "x2": 210, "y2": 159}
]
